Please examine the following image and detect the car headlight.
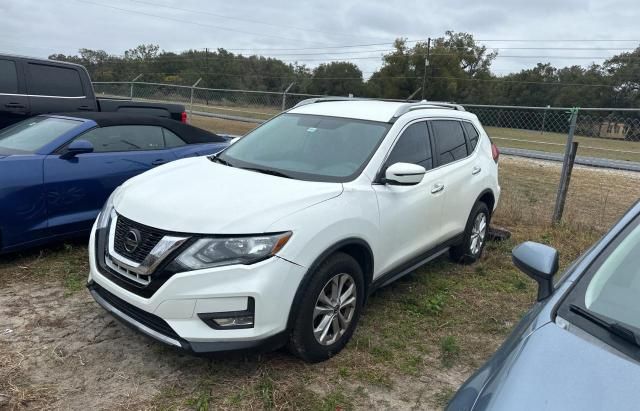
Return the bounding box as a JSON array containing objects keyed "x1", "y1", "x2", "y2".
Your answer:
[
  {"x1": 96, "y1": 186, "x2": 121, "y2": 229},
  {"x1": 174, "y1": 232, "x2": 292, "y2": 270}
]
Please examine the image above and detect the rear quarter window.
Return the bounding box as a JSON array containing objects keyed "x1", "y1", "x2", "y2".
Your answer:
[
  {"x1": 462, "y1": 122, "x2": 481, "y2": 152},
  {"x1": 27, "y1": 63, "x2": 84, "y2": 97},
  {"x1": 0, "y1": 59, "x2": 18, "y2": 93},
  {"x1": 431, "y1": 120, "x2": 468, "y2": 165}
]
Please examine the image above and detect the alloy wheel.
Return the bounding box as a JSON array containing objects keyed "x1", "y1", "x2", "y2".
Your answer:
[
  {"x1": 470, "y1": 212, "x2": 487, "y2": 255},
  {"x1": 313, "y1": 273, "x2": 357, "y2": 346}
]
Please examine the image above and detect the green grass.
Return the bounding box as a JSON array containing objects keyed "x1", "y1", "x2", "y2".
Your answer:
[
  {"x1": 2, "y1": 154, "x2": 639, "y2": 409},
  {"x1": 440, "y1": 335, "x2": 461, "y2": 368},
  {"x1": 486, "y1": 126, "x2": 640, "y2": 163}
]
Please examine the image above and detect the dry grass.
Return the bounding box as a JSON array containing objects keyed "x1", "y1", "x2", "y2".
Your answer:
[
  {"x1": 487, "y1": 126, "x2": 640, "y2": 163},
  {"x1": 191, "y1": 115, "x2": 258, "y2": 136},
  {"x1": 498, "y1": 156, "x2": 640, "y2": 231},
  {"x1": 1, "y1": 114, "x2": 638, "y2": 409},
  {"x1": 1, "y1": 155, "x2": 636, "y2": 409}
]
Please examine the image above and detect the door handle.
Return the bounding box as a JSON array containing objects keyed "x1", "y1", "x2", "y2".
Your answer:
[
  {"x1": 472, "y1": 166, "x2": 482, "y2": 175},
  {"x1": 431, "y1": 183, "x2": 445, "y2": 194},
  {"x1": 151, "y1": 159, "x2": 167, "y2": 166},
  {"x1": 77, "y1": 105, "x2": 92, "y2": 111},
  {"x1": 5, "y1": 102, "x2": 25, "y2": 109}
]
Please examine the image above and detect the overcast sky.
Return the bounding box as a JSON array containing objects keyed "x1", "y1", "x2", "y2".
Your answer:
[{"x1": 1, "y1": 0, "x2": 639, "y2": 79}]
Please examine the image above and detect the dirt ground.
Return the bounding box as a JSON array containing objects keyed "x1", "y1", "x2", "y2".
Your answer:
[{"x1": 1, "y1": 156, "x2": 638, "y2": 410}]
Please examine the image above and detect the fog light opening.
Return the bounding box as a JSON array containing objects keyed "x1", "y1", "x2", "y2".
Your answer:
[{"x1": 198, "y1": 298, "x2": 255, "y2": 330}]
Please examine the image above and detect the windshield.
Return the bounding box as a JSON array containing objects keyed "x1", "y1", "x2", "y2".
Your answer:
[
  {"x1": 218, "y1": 113, "x2": 391, "y2": 182},
  {"x1": 0, "y1": 117, "x2": 82, "y2": 154},
  {"x1": 583, "y1": 218, "x2": 640, "y2": 330}
]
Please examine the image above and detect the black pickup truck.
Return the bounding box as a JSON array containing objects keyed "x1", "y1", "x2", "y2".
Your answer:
[{"x1": 0, "y1": 54, "x2": 186, "y2": 129}]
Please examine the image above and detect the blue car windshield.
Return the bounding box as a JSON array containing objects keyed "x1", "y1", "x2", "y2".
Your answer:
[
  {"x1": 584, "y1": 219, "x2": 640, "y2": 330},
  {"x1": 0, "y1": 117, "x2": 81, "y2": 154},
  {"x1": 218, "y1": 114, "x2": 391, "y2": 182}
]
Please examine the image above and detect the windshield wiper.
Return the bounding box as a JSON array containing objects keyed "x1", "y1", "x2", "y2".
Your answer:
[
  {"x1": 208, "y1": 154, "x2": 233, "y2": 167},
  {"x1": 239, "y1": 166, "x2": 293, "y2": 179},
  {"x1": 569, "y1": 304, "x2": 640, "y2": 347}
]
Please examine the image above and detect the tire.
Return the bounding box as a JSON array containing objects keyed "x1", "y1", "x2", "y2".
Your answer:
[
  {"x1": 288, "y1": 252, "x2": 364, "y2": 363},
  {"x1": 449, "y1": 201, "x2": 490, "y2": 264}
]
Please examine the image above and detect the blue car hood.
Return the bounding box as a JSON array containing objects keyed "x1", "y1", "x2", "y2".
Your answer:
[{"x1": 470, "y1": 322, "x2": 640, "y2": 411}]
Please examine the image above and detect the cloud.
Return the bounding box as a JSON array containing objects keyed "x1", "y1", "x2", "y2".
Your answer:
[{"x1": 0, "y1": 0, "x2": 638, "y2": 78}]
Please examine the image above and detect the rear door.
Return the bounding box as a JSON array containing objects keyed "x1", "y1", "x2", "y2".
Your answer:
[
  {"x1": 0, "y1": 58, "x2": 30, "y2": 129},
  {"x1": 429, "y1": 119, "x2": 475, "y2": 239},
  {"x1": 25, "y1": 61, "x2": 97, "y2": 114},
  {"x1": 373, "y1": 121, "x2": 449, "y2": 274},
  {"x1": 42, "y1": 125, "x2": 176, "y2": 235}
]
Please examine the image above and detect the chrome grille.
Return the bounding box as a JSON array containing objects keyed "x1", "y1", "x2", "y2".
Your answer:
[
  {"x1": 105, "y1": 255, "x2": 151, "y2": 286},
  {"x1": 113, "y1": 215, "x2": 165, "y2": 263}
]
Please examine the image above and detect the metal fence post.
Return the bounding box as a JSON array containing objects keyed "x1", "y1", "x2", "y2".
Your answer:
[
  {"x1": 552, "y1": 107, "x2": 579, "y2": 224},
  {"x1": 130, "y1": 74, "x2": 143, "y2": 100},
  {"x1": 282, "y1": 82, "x2": 295, "y2": 111},
  {"x1": 189, "y1": 78, "x2": 202, "y2": 123},
  {"x1": 541, "y1": 105, "x2": 550, "y2": 134}
]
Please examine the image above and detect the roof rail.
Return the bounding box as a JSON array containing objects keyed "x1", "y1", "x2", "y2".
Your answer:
[
  {"x1": 390, "y1": 100, "x2": 465, "y2": 121},
  {"x1": 293, "y1": 96, "x2": 371, "y2": 108}
]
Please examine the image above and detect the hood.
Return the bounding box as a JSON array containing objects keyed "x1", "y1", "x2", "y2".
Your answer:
[
  {"x1": 114, "y1": 156, "x2": 343, "y2": 233},
  {"x1": 469, "y1": 322, "x2": 640, "y2": 410}
]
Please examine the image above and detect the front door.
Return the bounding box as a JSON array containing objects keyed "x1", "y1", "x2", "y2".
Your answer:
[{"x1": 43, "y1": 125, "x2": 176, "y2": 235}]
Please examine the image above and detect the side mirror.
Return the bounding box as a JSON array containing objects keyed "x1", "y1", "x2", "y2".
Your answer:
[
  {"x1": 62, "y1": 139, "x2": 94, "y2": 159},
  {"x1": 512, "y1": 241, "x2": 559, "y2": 301},
  {"x1": 383, "y1": 162, "x2": 426, "y2": 186}
]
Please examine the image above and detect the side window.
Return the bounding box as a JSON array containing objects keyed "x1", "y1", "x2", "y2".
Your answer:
[
  {"x1": 385, "y1": 122, "x2": 432, "y2": 170},
  {"x1": 27, "y1": 63, "x2": 84, "y2": 97},
  {"x1": 431, "y1": 120, "x2": 468, "y2": 166},
  {"x1": 0, "y1": 59, "x2": 18, "y2": 93},
  {"x1": 78, "y1": 126, "x2": 165, "y2": 153},
  {"x1": 462, "y1": 122, "x2": 480, "y2": 152},
  {"x1": 162, "y1": 128, "x2": 186, "y2": 148}
]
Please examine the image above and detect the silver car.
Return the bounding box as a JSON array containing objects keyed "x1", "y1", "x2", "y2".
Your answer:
[{"x1": 448, "y1": 200, "x2": 640, "y2": 411}]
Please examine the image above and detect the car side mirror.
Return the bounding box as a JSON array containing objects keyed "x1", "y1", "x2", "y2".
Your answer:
[
  {"x1": 62, "y1": 139, "x2": 94, "y2": 159},
  {"x1": 383, "y1": 162, "x2": 426, "y2": 186},
  {"x1": 512, "y1": 241, "x2": 559, "y2": 301}
]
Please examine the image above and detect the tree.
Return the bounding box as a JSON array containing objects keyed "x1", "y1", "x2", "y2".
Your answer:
[
  {"x1": 307, "y1": 62, "x2": 364, "y2": 96},
  {"x1": 604, "y1": 47, "x2": 640, "y2": 107},
  {"x1": 366, "y1": 32, "x2": 497, "y2": 101}
]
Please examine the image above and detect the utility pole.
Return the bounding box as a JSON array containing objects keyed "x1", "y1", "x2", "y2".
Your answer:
[{"x1": 421, "y1": 38, "x2": 431, "y2": 100}]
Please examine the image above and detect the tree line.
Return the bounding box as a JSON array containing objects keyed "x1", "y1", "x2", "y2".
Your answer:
[{"x1": 49, "y1": 31, "x2": 639, "y2": 108}]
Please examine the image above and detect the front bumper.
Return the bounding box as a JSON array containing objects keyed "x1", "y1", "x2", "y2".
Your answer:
[{"x1": 87, "y1": 227, "x2": 306, "y2": 353}]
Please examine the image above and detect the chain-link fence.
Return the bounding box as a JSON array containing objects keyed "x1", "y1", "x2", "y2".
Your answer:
[
  {"x1": 93, "y1": 82, "x2": 640, "y2": 163},
  {"x1": 463, "y1": 104, "x2": 640, "y2": 165},
  {"x1": 93, "y1": 81, "x2": 321, "y2": 122},
  {"x1": 92, "y1": 81, "x2": 640, "y2": 232}
]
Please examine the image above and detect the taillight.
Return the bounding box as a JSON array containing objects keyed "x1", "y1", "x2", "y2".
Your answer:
[
  {"x1": 491, "y1": 141, "x2": 500, "y2": 163},
  {"x1": 181, "y1": 111, "x2": 188, "y2": 123}
]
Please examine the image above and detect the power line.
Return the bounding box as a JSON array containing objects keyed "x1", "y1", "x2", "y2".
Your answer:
[
  {"x1": 476, "y1": 39, "x2": 640, "y2": 42},
  {"x1": 220, "y1": 39, "x2": 640, "y2": 52},
  {"x1": 75, "y1": 0, "x2": 330, "y2": 45},
  {"x1": 98, "y1": 71, "x2": 619, "y2": 88},
  {"x1": 123, "y1": 0, "x2": 368, "y2": 40},
  {"x1": 85, "y1": 51, "x2": 638, "y2": 64}
]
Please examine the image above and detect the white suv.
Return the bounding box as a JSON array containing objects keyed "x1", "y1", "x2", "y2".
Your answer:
[{"x1": 87, "y1": 99, "x2": 500, "y2": 362}]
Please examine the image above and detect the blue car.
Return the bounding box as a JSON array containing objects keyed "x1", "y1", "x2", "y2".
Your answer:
[
  {"x1": 447, "y1": 200, "x2": 640, "y2": 411},
  {"x1": 0, "y1": 112, "x2": 230, "y2": 254}
]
